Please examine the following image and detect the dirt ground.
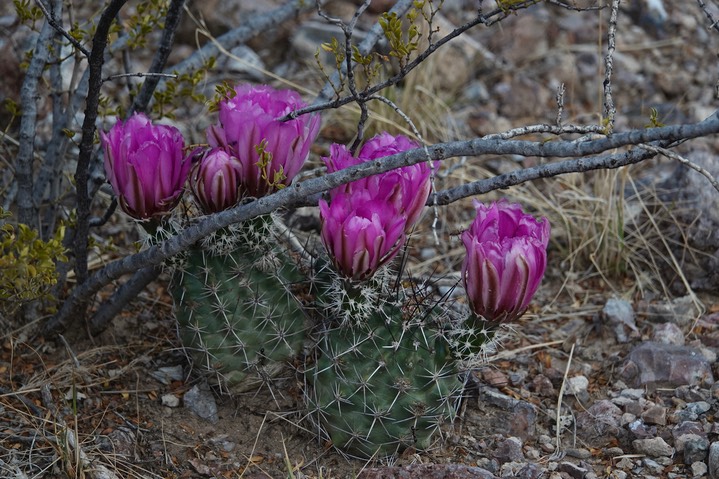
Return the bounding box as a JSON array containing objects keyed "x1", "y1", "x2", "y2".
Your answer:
[{"x1": 3, "y1": 0, "x2": 719, "y2": 478}]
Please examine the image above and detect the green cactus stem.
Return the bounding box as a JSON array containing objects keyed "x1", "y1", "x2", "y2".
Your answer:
[
  {"x1": 171, "y1": 215, "x2": 307, "y2": 394},
  {"x1": 306, "y1": 294, "x2": 462, "y2": 458}
]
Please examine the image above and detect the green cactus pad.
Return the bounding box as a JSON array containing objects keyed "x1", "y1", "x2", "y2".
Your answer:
[
  {"x1": 306, "y1": 302, "x2": 462, "y2": 459},
  {"x1": 171, "y1": 220, "x2": 307, "y2": 394}
]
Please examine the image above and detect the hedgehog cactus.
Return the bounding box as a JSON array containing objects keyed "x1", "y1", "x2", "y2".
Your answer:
[
  {"x1": 306, "y1": 293, "x2": 462, "y2": 458},
  {"x1": 171, "y1": 217, "x2": 308, "y2": 393},
  {"x1": 101, "y1": 98, "x2": 551, "y2": 459}
]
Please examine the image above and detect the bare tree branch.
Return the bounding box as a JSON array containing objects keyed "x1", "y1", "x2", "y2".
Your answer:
[
  {"x1": 602, "y1": 0, "x2": 620, "y2": 132},
  {"x1": 16, "y1": 0, "x2": 63, "y2": 229},
  {"x1": 44, "y1": 112, "x2": 719, "y2": 335},
  {"x1": 34, "y1": 0, "x2": 90, "y2": 57},
  {"x1": 71, "y1": 0, "x2": 128, "y2": 290},
  {"x1": 88, "y1": 265, "x2": 163, "y2": 335},
  {"x1": 130, "y1": 0, "x2": 187, "y2": 114}
]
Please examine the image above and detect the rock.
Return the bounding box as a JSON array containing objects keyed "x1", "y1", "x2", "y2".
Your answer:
[
  {"x1": 674, "y1": 401, "x2": 712, "y2": 422},
  {"x1": 603, "y1": 297, "x2": 638, "y2": 343},
  {"x1": 566, "y1": 376, "x2": 589, "y2": 402},
  {"x1": 643, "y1": 296, "x2": 699, "y2": 326},
  {"x1": 183, "y1": 385, "x2": 218, "y2": 423},
  {"x1": 642, "y1": 457, "x2": 665, "y2": 474},
  {"x1": 692, "y1": 461, "x2": 709, "y2": 478},
  {"x1": 620, "y1": 388, "x2": 645, "y2": 400},
  {"x1": 558, "y1": 461, "x2": 588, "y2": 479},
  {"x1": 710, "y1": 442, "x2": 719, "y2": 478},
  {"x1": 673, "y1": 421, "x2": 705, "y2": 444},
  {"x1": 515, "y1": 463, "x2": 545, "y2": 479},
  {"x1": 641, "y1": 405, "x2": 667, "y2": 425},
  {"x1": 480, "y1": 368, "x2": 509, "y2": 388},
  {"x1": 628, "y1": 419, "x2": 657, "y2": 439},
  {"x1": 677, "y1": 386, "x2": 710, "y2": 402},
  {"x1": 529, "y1": 374, "x2": 555, "y2": 396},
  {"x1": 621, "y1": 412, "x2": 637, "y2": 426},
  {"x1": 619, "y1": 342, "x2": 714, "y2": 389},
  {"x1": 566, "y1": 448, "x2": 592, "y2": 460},
  {"x1": 684, "y1": 436, "x2": 710, "y2": 464},
  {"x1": 633, "y1": 437, "x2": 675, "y2": 457},
  {"x1": 358, "y1": 464, "x2": 497, "y2": 479},
  {"x1": 576, "y1": 400, "x2": 624, "y2": 447},
  {"x1": 212, "y1": 44, "x2": 266, "y2": 83},
  {"x1": 161, "y1": 393, "x2": 180, "y2": 408},
  {"x1": 150, "y1": 365, "x2": 185, "y2": 385},
  {"x1": 652, "y1": 322, "x2": 685, "y2": 345},
  {"x1": 480, "y1": 389, "x2": 537, "y2": 442},
  {"x1": 676, "y1": 434, "x2": 705, "y2": 454},
  {"x1": 494, "y1": 437, "x2": 524, "y2": 464}
]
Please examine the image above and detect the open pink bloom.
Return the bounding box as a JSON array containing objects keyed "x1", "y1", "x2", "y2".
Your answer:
[
  {"x1": 190, "y1": 148, "x2": 244, "y2": 214},
  {"x1": 207, "y1": 84, "x2": 321, "y2": 198},
  {"x1": 320, "y1": 190, "x2": 406, "y2": 281},
  {"x1": 461, "y1": 200, "x2": 550, "y2": 324},
  {"x1": 324, "y1": 132, "x2": 434, "y2": 231},
  {"x1": 101, "y1": 113, "x2": 192, "y2": 220}
]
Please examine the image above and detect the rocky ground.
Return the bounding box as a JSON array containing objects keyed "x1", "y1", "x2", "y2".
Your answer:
[{"x1": 3, "y1": 0, "x2": 719, "y2": 478}]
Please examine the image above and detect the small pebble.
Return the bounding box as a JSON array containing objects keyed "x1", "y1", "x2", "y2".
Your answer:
[
  {"x1": 633, "y1": 437, "x2": 675, "y2": 457},
  {"x1": 161, "y1": 393, "x2": 180, "y2": 408},
  {"x1": 565, "y1": 448, "x2": 592, "y2": 459},
  {"x1": 652, "y1": 322, "x2": 685, "y2": 345},
  {"x1": 643, "y1": 458, "x2": 665, "y2": 474},
  {"x1": 692, "y1": 461, "x2": 709, "y2": 477},
  {"x1": 642, "y1": 405, "x2": 667, "y2": 425},
  {"x1": 558, "y1": 461, "x2": 588, "y2": 479},
  {"x1": 684, "y1": 436, "x2": 710, "y2": 464},
  {"x1": 709, "y1": 442, "x2": 719, "y2": 478}
]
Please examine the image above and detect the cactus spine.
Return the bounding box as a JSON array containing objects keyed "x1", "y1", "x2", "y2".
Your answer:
[
  {"x1": 171, "y1": 215, "x2": 307, "y2": 393},
  {"x1": 305, "y1": 271, "x2": 479, "y2": 458}
]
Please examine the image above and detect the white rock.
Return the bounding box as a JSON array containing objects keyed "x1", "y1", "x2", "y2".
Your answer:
[{"x1": 161, "y1": 393, "x2": 180, "y2": 408}]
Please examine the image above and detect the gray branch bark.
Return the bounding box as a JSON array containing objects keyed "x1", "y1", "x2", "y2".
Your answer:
[
  {"x1": 44, "y1": 112, "x2": 719, "y2": 335},
  {"x1": 16, "y1": 0, "x2": 63, "y2": 229}
]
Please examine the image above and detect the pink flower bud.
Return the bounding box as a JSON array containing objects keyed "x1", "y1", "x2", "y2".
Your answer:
[
  {"x1": 101, "y1": 113, "x2": 192, "y2": 220},
  {"x1": 207, "y1": 84, "x2": 321, "y2": 198},
  {"x1": 461, "y1": 200, "x2": 550, "y2": 323},
  {"x1": 324, "y1": 132, "x2": 434, "y2": 231},
  {"x1": 320, "y1": 190, "x2": 406, "y2": 281},
  {"x1": 190, "y1": 148, "x2": 244, "y2": 214}
]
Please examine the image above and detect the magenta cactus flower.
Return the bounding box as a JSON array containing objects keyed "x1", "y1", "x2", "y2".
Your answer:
[
  {"x1": 207, "y1": 84, "x2": 321, "y2": 198},
  {"x1": 190, "y1": 148, "x2": 244, "y2": 214},
  {"x1": 461, "y1": 200, "x2": 550, "y2": 324},
  {"x1": 101, "y1": 112, "x2": 192, "y2": 220},
  {"x1": 320, "y1": 190, "x2": 406, "y2": 281},
  {"x1": 324, "y1": 132, "x2": 433, "y2": 231}
]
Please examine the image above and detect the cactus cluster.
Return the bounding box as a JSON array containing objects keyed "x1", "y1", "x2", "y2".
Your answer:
[{"x1": 100, "y1": 82, "x2": 550, "y2": 459}]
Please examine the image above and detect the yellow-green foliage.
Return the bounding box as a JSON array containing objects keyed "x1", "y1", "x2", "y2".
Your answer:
[{"x1": 0, "y1": 209, "x2": 67, "y2": 315}]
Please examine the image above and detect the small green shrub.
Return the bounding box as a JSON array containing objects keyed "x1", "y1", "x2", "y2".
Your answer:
[{"x1": 0, "y1": 208, "x2": 67, "y2": 319}]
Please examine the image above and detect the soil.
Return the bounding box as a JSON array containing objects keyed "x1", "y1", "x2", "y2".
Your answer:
[{"x1": 3, "y1": 0, "x2": 719, "y2": 478}]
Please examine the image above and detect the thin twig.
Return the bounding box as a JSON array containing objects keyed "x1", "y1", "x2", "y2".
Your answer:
[
  {"x1": 130, "y1": 0, "x2": 187, "y2": 114},
  {"x1": 88, "y1": 265, "x2": 163, "y2": 335},
  {"x1": 696, "y1": 0, "x2": 719, "y2": 34},
  {"x1": 103, "y1": 72, "x2": 178, "y2": 83},
  {"x1": 554, "y1": 342, "x2": 575, "y2": 457},
  {"x1": 638, "y1": 143, "x2": 719, "y2": 193},
  {"x1": 602, "y1": 0, "x2": 620, "y2": 132},
  {"x1": 34, "y1": 0, "x2": 90, "y2": 57}
]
